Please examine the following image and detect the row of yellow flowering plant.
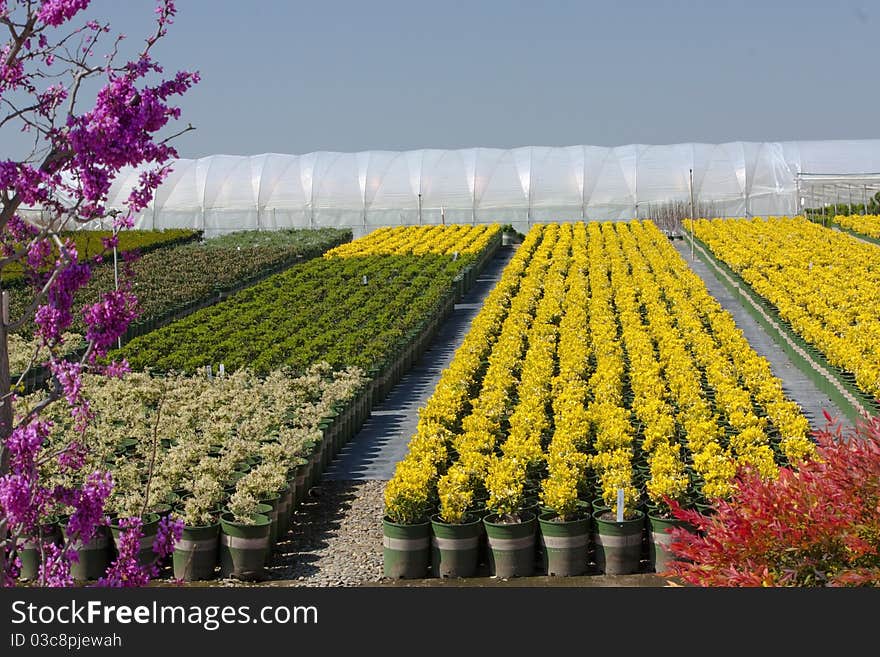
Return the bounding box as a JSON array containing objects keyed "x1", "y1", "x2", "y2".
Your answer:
[
  {"x1": 690, "y1": 216, "x2": 880, "y2": 400},
  {"x1": 833, "y1": 214, "x2": 880, "y2": 240},
  {"x1": 383, "y1": 226, "x2": 545, "y2": 524},
  {"x1": 324, "y1": 223, "x2": 500, "y2": 259}
]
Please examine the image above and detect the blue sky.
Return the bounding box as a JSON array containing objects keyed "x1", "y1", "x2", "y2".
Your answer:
[{"x1": 9, "y1": 0, "x2": 880, "y2": 157}]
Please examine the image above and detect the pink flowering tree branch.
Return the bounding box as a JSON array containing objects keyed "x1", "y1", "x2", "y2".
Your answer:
[{"x1": 0, "y1": 0, "x2": 197, "y2": 586}]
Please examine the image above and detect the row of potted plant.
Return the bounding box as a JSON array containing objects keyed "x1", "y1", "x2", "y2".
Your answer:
[
  {"x1": 203, "y1": 227, "x2": 350, "y2": 250},
  {"x1": 116, "y1": 242, "x2": 498, "y2": 376},
  {"x1": 17, "y1": 224, "x2": 508, "y2": 583},
  {"x1": 1, "y1": 228, "x2": 200, "y2": 286},
  {"x1": 9, "y1": 227, "x2": 353, "y2": 340},
  {"x1": 323, "y1": 223, "x2": 500, "y2": 259},
  {"x1": 382, "y1": 226, "x2": 547, "y2": 577},
  {"x1": 8, "y1": 331, "x2": 84, "y2": 382},
  {"x1": 324, "y1": 223, "x2": 502, "y2": 304},
  {"x1": 689, "y1": 216, "x2": 880, "y2": 400},
  {"x1": 832, "y1": 213, "x2": 880, "y2": 241},
  {"x1": 19, "y1": 364, "x2": 369, "y2": 582},
  {"x1": 383, "y1": 220, "x2": 818, "y2": 580}
]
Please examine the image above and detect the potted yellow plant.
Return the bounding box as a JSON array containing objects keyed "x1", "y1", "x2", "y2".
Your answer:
[
  {"x1": 538, "y1": 453, "x2": 591, "y2": 576},
  {"x1": 482, "y1": 456, "x2": 536, "y2": 578},
  {"x1": 644, "y1": 442, "x2": 693, "y2": 573},
  {"x1": 591, "y1": 451, "x2": 645, "y2": 575},
  {"x1": 430, "y1": 465, "x2": 482, "y2": 578},
  {"x1": 383, "y1": 460, "x2": 433, "y2": 579}
]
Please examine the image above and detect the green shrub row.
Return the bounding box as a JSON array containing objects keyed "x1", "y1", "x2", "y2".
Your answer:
[
  {"x1": 116, "y1": 252, "x2": 471, "y2": 376},
  {"x1": 9, "y1": 228, "x2": 352, "y2": 338}
]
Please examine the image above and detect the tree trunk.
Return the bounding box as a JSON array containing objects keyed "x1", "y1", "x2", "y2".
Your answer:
[{"x1": 0, "y1": 290, "x2": 13, "y2": 578}]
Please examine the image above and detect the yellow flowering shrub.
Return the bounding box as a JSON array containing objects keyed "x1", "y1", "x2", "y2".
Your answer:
[
  {"x1": 833, "y1": 214, "x2": 880, "y2": 240},
  {"x1": 484, "y1": 455, "x2": 528, "y2": 519},
  {"x1": 691, "y1": 215, "x2": 880, "y2": 400},
  {"x1": 539, "y1": 466, "x2": 581, "y2": 521},
  {"x1": 646, "y1": 442, "x2": 690, "y2": 510},
  {"x1": 324, "y1": 224, "x2": 501, "y2": 258},
  {"x1": 437, "y1": 465, "x2": 474, "y2": 524},
  {"x1": 384, "y1": 458, "x2": 436, "y2": 524}
]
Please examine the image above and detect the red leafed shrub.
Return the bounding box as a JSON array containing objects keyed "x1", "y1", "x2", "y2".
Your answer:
[{"x1": 663, "y1": 413, "x2": 880, "y2": 587}]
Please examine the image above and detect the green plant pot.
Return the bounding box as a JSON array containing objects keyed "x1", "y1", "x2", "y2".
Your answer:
[
  {"x1": 224, "y1": 470, "x2": 247, "y2": 489},
  {"x1": 292, "y1": 460, "x2": 309, "y2": 508},
  {"x1": 468, "y1": 505, "x2": 493, "y2": 568},
  {"x1": 258, "y1": 494, "x2": 282, "y2": 547},
  {"x1": 277, "y1": 484, "x2": 294, "y2": 537},
  {"x1": 219, "y1": 512, "x2": 271, "y2": 581},
  {"x1": 109, "y1": 512, "x2": 161, "y2": 569},
  {"x1": 382, "y1": 516, "x2": 431, "y2": 579},
  {"x1": 173, "y1": 521, "x2": 220, "y2": 581},
  {"x1": 149, "y1": 503, "x2": 173, "y2": 519},
  {"x1": 647, "y1": 512, "x2": 691, "y2": 575},
  {"x1": 483, "y1": 512, "x2": 537, "y2": 578},
  {"x1": 308, "y1": 449, "x2": 322, "y2": 488},
  {"x1": 63, "y1": 524, "x2": 112, "y2": 582},
  {"x1": 593, "y1": 509, "x2": 645, "y2": 575},
  {"x1": 17, "y1": 520, "x2": 62, "y2": 581},
  {"x1": 430, "y1": 514, "x2": 482, "y2": 579},
  {"x1": 538, "y1": 511, "x2": 590, "y2": 577}
]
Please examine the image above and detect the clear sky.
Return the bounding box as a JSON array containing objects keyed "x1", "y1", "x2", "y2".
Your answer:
[{"x1": 9, "y1": 0, "x2": 880, "y2": 158}]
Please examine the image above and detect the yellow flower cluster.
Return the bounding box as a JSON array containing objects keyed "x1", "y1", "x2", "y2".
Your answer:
[
  {"x1": 834, "y1": 214, "x2": 880, "y2": 240},
  {"x1": 466, "y1": 225, "x2": 565, "y2": 518},
  {"x1": 691, "y1": 216, "x2": 880, "y2": 399},
  {"x1": 387, "y1": 227, "x2": 545, "y2": 523},
  {"x1": 324, "y1": 224, "x2": 501, "y2": 258},
  {"x1": 386, "y1": 219, "x2": 816, "y2": 526},
  {"x1": 543, "y1": 223, "x2": 591, "y2": 520}
]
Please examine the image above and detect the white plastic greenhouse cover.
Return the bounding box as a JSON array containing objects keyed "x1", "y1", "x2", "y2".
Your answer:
[{"x1": 95, "y1": 138, "x2": 880, "y2": 237}]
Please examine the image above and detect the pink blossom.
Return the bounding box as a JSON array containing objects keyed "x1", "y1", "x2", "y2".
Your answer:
[{"x1": 36, "y1": 0, "x2": 91, "y2": 27}]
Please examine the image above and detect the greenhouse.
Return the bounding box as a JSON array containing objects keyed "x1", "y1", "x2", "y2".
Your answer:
[{"x1": 81, "y1": 138, "x2": 880, "y2": 236}]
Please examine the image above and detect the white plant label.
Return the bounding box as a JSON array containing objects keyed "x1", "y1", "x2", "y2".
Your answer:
[{"x1": 616, "y1": 488, "x2": 625, "y2": 522}]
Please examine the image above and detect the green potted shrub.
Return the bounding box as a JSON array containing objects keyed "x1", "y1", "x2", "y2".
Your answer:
[
  {"x1": 172, "y1": 476, "x2": 223, "y2": 581},
  {"x1": 219, "y1": 491, "x2": 271, "y2": 581},
  {"x1": 235, "y1": 463, "x2": 290, "y2": 547}
]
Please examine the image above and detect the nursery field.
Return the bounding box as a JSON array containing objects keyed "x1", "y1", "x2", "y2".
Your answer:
[
  {"x1": 14, "y1": 224, "x2": 503, "y2": 584},
  {"x1": 9, "y1": 218, "x2": 878, "y2": 587}
]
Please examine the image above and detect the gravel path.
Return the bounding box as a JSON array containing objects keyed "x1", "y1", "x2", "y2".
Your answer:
[{"x1": 263, "y1": 480, "x2": 386, "y2": 586}]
